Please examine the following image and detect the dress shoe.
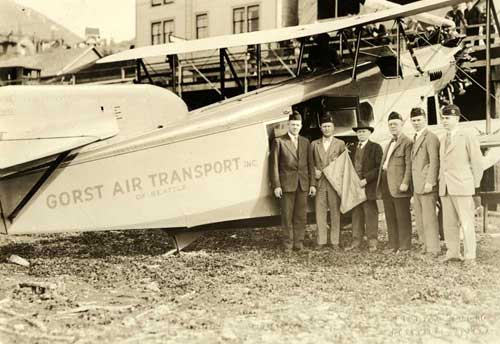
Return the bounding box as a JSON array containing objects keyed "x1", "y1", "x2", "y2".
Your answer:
[
  {"x1": 426, "y1": 252, "x2": 440, "y2": 259},
  {"x1": 315, "y1": 244, "x2": 327, "y2": 250},
  {"x1": 439, "y1": 255, "x2": 464, "y2": 263},
  {"x1": 283, "y1": 243, "x2": 293, "y2": 252},
  {"x1": 294, "y1": 242, "x2": 304, "y2": 251},
  {"x1": 368, "y1": 246, "x2": 377, "y2": 253},
  {"x1": 330, "y1": 244, "x2": 340, "y2": 251},
  {"x1": 344, "y1": 240, "x2": 361, "y2": 251},
  {"x1": 463, "y1": 259, "x2": 477, "y2": 267},
  {"x1": 383, "y1": 248, "x2": 397, "y2": 255}
]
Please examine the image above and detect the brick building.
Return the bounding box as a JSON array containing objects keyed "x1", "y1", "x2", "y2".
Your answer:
[{"x1": 135, "y1": 0, "x2": 299, "y2": 47}]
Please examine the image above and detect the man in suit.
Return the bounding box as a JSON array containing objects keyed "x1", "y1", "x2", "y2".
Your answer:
[
  {"x1": 439, "y1": 104, "x2": 483, "y2": 265},
  {"x1": 377, "y1": 111, "x2": 413, "y2": 253},
  {"x1": 310, "y1": 114, "x2": 345, "y2": 249},
  {"x1": 410, "y1": 107, "x2": 441, "y2": 257},
  {"x1": 270, "y1": 111, "x2": 316, "y2": 251},
  {"x1": 345, "y1": 123, "x2": 383, "y2": 252}
]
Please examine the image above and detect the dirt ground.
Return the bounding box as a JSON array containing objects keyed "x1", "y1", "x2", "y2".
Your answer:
[{"x1": 1, "y1": 213, "x2": 500, "y2": 344}]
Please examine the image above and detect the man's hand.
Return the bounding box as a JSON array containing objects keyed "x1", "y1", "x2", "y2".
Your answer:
[
  {"x1": 309, "y1": 186, "x2": 317, "y2": 197},
  {"x1": 359, "y1": 179, "x2": 367, "y2": 187},
  {"x1": 399, "y1": 183, "x2": 409, "y2": 192},
  {"x1": 423, "y1": 182, "x2": 433, "y2": 194},
  {"x1": 274, "y1": 187, "x2": 283, "y2": 199},
  {"x1": 314, "y1": 168, "x2": 322, "y2": 180}
]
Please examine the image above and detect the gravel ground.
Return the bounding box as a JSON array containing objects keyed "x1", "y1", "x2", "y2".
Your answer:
[{"x1": 0, "y1": 214, "x2": 499, "y2": 344}]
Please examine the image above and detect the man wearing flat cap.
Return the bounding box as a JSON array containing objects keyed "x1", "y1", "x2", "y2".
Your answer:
[
  {"x1": 270, "y1": 110, "x2": 316, "y2": 251},
  {"x1": 410, "y1": 107, "x2": 441, "y2": 257},
  {"x1": 377, "y1": 111, "x2": 413, "y2": 253},
  {"x1": 310, "y1": 113, "x2": 346, "y2": 249},
  {"x1": 345, "y1": 122, "x2": 383, "y2": 252},
  {"x1": 439, "y1": 104, "x2": 483, "y2": 265}
]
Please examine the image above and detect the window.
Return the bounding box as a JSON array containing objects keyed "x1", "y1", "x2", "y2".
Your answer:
[
  {"x1": 233, "y1": 8, "x2": 245, "y2": 34},
  {"x1": 151, "y1": 21, "x2": 162, "y2": 45},
  {"x1": 151, "y1": 20, "x2": 174, "y2": 45},
  {"x1": 233, "y1": 5, "x2": 259, "y2": 34},
  {"x1": 247, "y1": 5, "x2": 259, "y2": 32},
  {"x1": 196, "y1": 14, "x2": 208, "y2": 39},
  {"x1": 163, "y1": 20, "x2": 174, "y2": 43}
]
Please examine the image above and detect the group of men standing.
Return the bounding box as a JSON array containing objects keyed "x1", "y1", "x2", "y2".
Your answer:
[{"x1": 269, "y1": 104, "x2": 483, "y2": 265}]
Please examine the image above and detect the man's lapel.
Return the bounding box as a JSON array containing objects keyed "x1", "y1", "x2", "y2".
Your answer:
[
  {"x1": 446, "y1": 131, "x2": 459, "y2": 154},
  {"x1": 326, "y1": 138, "x2": 337, "y2": 160},
  {"x1": 283, "y1": 135, "x2": 298, "y2": 160},
  {"x1": 412, "y1": 130, "x2": 426, "y2": 158},
  {"x1": 317, "y1": 140, "x2": 326, "y2": 165},
  {"x1": 390, "y1": 135, "x2": 404, "y2": 159}
]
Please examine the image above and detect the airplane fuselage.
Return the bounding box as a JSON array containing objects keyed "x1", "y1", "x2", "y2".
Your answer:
[{"x1": 1, "y1": 45, "x2": 498, "y2": 235}]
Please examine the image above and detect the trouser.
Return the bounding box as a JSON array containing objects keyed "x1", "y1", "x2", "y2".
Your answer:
[
  {"x1": 380, "y1": 172, "x2": 412, "y2": 250},
  {"x1": 441, "y1": 195, "x2": 477, "y2": 260},
  {"x1": 281, "y1": 190, "x2": 308, "y2": 248},
  {"x1": 383, "y1": 196, "x2": 412, "y2": 250},
  {"x1": 352, "y1": 200, "x2": 379, "y2": 242},
  {"x1": 413, "y1": 192, "x2": 441, "y2": 254},
  {"x1": 315, "y1": 181, "x2": 340, "y2": 245}
]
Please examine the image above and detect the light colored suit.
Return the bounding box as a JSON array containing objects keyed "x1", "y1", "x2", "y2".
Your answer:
[
  {"x1": 311, "y1": 137, "x2": 345, "y2": 245},
  {"x1": 411, "y1": 129, "x2": 441, "y2": 254},
  {"x1": 376, "y1": 134, "x2": 413, "y2": 250},
  {"x1": 270, "y1": 134, "x2": 315, "y2": 248},
  {"x1": 439, "y1": 128, "x2": 483, "y2": 260}
]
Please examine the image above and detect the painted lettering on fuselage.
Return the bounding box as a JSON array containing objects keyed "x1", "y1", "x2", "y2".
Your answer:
[{"x1": 45, "y1": 157, "x2": 244, "y2": 209}]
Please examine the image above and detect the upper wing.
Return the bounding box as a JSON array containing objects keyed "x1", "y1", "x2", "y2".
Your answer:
[
  {"x1": 361, "y1": 0, "x2": 455, "y2": 28},
  {"x1": 0, "y1": 86, "x2": 119, "y2": 170},
  {"x1": 99, "y1": 0, "x2": 463, "y2": 64}
]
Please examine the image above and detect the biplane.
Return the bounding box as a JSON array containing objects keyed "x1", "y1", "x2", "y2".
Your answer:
[{"x1": 1, "y1": 0, "x2": 499, "y2": 251}]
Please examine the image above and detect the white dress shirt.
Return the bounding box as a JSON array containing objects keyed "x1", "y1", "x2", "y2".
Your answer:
[
  {"x1": 322, "y1": 136, "x2": 333, "y2": 151},
  {"x1": 382, "y1": 137, "x2": 398, "y2": 170}
]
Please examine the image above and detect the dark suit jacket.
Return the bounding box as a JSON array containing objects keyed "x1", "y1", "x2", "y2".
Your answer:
[
  {"x1": 377, "y1": 134, "x2": 413, "y2": 198},
  {"x1": 310, "y1": 137, "x2": 345, "y2": 189},
  {"x1": 411, "y1": 129, "x2": 440, "y2": 194},
  {"x1": 350, "y1": 140, "x2": 383, "y2": 200},
  {"x1": 269, "y1": 134, "x2": 314, "y2": 192}
]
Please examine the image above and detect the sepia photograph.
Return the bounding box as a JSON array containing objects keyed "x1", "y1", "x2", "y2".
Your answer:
[{"x1": 1, "y1": 0, "x2": 500, "y2": 343}]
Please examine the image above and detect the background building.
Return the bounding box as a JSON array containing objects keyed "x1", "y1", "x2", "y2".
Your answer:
[{"x1": 135, "y1": 0, "x2": 299, "y2": 47}]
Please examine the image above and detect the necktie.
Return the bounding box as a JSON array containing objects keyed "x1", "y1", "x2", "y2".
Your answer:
[
  {"x1": 413, "y1": 133, "x2": 418, "y2": 143},
  {"x1": 358, "y1": 142, "x2": 362, "y2": 149},
  {"x1": 292, "y1": 136, "x2": 298, "y2": 149}
]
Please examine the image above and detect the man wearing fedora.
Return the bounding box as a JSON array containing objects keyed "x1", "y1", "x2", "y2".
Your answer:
[
  {"x1": 310, "y1": 114, "x2": 346, "y2": 249},
  {"x1": 439, "y1": 104, "x2": 483, "y2": 265},
  {"x1": 377, "y1": 111, "x2": 413, "y2": 253},
  {"x1": 345, "y1": 122, "x2": 383, "y2": 252},
  {"x1": 410, "y1": 107, "x2": 441, "y2": 257},
  {"x1": 270, "y1": 110, "x2": 316, "y2": 251}
]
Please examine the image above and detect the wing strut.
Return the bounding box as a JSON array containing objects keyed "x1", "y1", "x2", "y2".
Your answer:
[
  {"x1": 351, "y1": 28, "x2": 363, "y2": 81},
  {"x1": 397, "y1": 19, "x2": 423, "y2": 74},
  {"x1": 136, "y1": 59, "x2": 154, "y2": 84},
  {"x1": 341, "y1": 31, "x2": 356, "y2": 62},
  {"x1": 7, "y1": 151, "x2": 71, "y2": 223},
  {"x1": 219, "y1": 49, "x2": 225, "y2": 100},
  {"x1": 220, "y1": 48, "x2": 245, "y2": 92},
  {"x1": 256, "y1": 44, "x2": 262, "y2": 88},
  {"x1": 296, "y1": 40, "x2": 305, "y2": 77}
]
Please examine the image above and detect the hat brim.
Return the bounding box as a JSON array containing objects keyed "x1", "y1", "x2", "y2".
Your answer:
[{"x1": 352, "y1": 126, "x2": 374, "y2": 133}]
